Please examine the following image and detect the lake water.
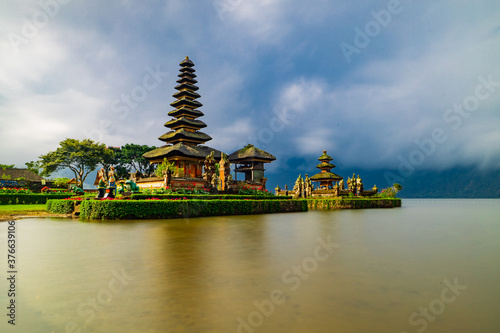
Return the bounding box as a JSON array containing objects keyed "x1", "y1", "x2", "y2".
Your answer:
[{"x1": 1, "y1": 199, "x2": 499, "y2": 333}]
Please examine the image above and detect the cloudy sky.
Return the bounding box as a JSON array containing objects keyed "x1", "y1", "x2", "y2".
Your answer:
[{"x1": 1, "y1": 0, "x2": 500, "y2": 188}]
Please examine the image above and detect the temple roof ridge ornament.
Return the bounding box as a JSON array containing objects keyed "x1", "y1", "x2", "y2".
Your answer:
[
  {"x1": 318, "y1": 150, "x2": 333, "y2": 161},
  {"x1": 180, "y1": 56, "x2": 194, "y2": 67}
]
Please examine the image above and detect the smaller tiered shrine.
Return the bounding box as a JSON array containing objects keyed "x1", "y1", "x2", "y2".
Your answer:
[
  {"x1": 276, "y1": 149, "x2": 379, "y2": 198},
  {"x1": 310, "y1": 150, "x2": 342, "y2": 189}
]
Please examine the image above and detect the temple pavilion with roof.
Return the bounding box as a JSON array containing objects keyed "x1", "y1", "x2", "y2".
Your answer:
[
  {"x1": 229, "y1": 144, "x2": 276, "y2": 183},
  {"x1": 140, "y1": 56, "x2": 274, "y2": 191}
]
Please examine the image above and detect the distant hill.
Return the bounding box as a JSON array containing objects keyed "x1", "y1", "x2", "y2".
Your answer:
[{"x1": 386, "y1": 167, "x2": 500, "y2": 198}]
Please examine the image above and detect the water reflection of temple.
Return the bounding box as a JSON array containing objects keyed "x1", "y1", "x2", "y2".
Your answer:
[{"x1": 138, "y1": 57, "x2": 274, "y2": 192}]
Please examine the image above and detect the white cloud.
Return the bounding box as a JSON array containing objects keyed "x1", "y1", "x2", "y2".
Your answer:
[
  {"x1": 294, "y1": 128, "x2": 334, "y2": 156},
  {"x1": 0, "y1": 31, "x2": 68, "y2": 95},
  {"x1": 279, "y1": 78, "x2": 324, "y2": 113},
  {"x1": 0, "y1": 89, "x2": 107, "y2": 164}
]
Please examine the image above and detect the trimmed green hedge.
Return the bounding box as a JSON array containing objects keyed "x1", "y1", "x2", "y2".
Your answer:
[
  {"x1": 131, "y1": 194, "x2": 290, "y2": 200},
  {"x1": 80, "y1": 199, "x2": 307, "y2": 220},
  {"x1": 46, "y1": 199, "x2": 76, "y2": 214},
  {"x1": 0, "y1": 194, "x2": 73, "y2": 205},
  {"x1": 307, "y1": 197, "x2": 401, "y2": 210}
]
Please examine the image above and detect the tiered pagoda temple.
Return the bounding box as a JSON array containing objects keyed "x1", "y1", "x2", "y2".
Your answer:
[
  {"x1": 143, "y1": 56, "x2": 222, "y2": 178},
  {"x1": 310, "y1": 150, "x2": 342, "y2": 189}
]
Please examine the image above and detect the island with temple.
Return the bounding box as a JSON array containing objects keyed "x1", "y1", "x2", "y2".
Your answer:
[
  {"x1": 274, "y1": 149, "x2": 400, "y2": 209},
  {"x1": 46, "y1": 56, "x2": 401, "y2": 220}
]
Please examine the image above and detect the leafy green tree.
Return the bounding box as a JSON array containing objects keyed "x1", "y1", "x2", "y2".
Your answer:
[
  {"x1": 393, "y1": 183, "x2": 403, "y2": 193},
  {"x1": 116, "y1": 144, "x2": 157, "y2": 177},
  {"x1": 53, "y1": 177, "x2": 71, "y2": 187},
  {"x1": 0, "y1": 164, "x2": 14, "y2": 170},
  {"x1": 1, "y1": 163, "x2": 14, "y2": 180},
  {"x1": 25, "y1": 161, "x2": 42, "y2": 175},
  {"x1": 99, "y1": 146, "x2": 128, "y2": 179},
  {"x1": 379, "y1": 183, "x2": 403, "y2": 198},
  {"x1": 39, "y1": 138, "x2": 115, "y2": 188},
  {"x1": 155, "y1": 158, "x2": 176, "y2": 177}
]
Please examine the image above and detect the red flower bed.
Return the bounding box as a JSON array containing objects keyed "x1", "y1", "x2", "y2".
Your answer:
[{"x1": 0, "y1": 187, "x2": 32, "y2": 194}]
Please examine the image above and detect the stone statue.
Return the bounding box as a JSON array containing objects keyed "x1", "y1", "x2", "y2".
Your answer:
[
  {"x1": 98, "y1": 168, "x2": 107, "y2": 183},
  {"x1": 339, "y1": 178, "x2": 344, "y2": 190},
  {"x1": 346, "y1": 174, "x2": 357, "y2": 193},
  {"x1": 355, "y1": 174, "x2": 363, "y2": 195},
  {"x1": 163, "y1": 168, "x2": 172, "y2": 188},
  {"x1": 108, "y1": 167, "x2": 116, "y2": 187},
  {"x1": 219, "y1": 153, "x2": 230, "y2": 191},
  {"x1": 125, "y1": 180, "x2": 140, "y2": 193},
  {"x1": 204, "y1": 151, "x2": 217, "y2": 189},
  {"x1": 293, "y1": 175, "x2": 303, "y2": 199},
  {"x1": 71, "y1": 185, "x2": 84, "y2": 195},
  {"x1": 95, "y1": 168, "x2": 106, "y2": 199},
  {"x1": 211, "y1": 171, "x2": 219, "y2": 190},
  {"x1": 104, "y1": 166, "x2": 116, "y2": 198},
  {"x1": 304, "y1": 174, "x2": 312, "y2": 198}
]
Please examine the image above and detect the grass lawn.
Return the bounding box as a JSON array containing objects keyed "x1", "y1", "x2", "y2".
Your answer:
[
  {"x1": 0, "y1": 204, "x2": 47, "y2": 213},
  {"x1": 0, "y1": 205, "x2": 49, "y2": 220}
]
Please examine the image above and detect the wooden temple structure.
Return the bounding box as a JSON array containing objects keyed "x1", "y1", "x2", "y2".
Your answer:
[
  {"x1": 143, "y1": 56, "x2": 223, "y2": 179},
  {"x1": 138, "y1": 57, "x2": 274, "y2": 191},
  {"x1": 229, "y1": 144, "x2": 276, "y2": 185},
  {"x1": 310, "y1": 150, "x2": 342, "y2": 189}
]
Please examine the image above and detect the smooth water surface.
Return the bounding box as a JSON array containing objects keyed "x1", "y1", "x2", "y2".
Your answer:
[{"x1": 1, "y1": 199, "x2": 499, "y2": 333}]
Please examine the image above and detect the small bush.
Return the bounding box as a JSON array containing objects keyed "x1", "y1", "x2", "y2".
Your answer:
[{"x1": 46, "y1": 199, "x2": 75, "y2": 214}]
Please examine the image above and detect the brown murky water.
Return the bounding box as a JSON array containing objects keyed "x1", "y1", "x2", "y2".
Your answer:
[{"x1": 1, "y1": 199, "x2": 499, "y2": 332}]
